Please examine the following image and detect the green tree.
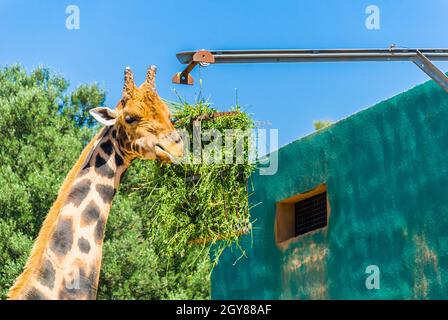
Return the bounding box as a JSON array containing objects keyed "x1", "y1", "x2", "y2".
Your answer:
[
  {"x1": 0, "y1": 65, "x2": 97, "y2": 297},
  {"x1": 313, "y1": 119, "x2": 334, "y2": 130}
]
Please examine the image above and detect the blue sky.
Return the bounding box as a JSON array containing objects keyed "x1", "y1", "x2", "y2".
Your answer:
[{"x1": 1, "y1": 0, "x2": 447, "y2": 146}]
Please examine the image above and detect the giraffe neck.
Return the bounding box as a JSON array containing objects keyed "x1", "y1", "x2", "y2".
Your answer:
[{"x1": 8, "y1": 126, "x2": 130, "y2": 300}]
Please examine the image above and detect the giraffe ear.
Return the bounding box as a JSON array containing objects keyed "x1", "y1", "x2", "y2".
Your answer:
[{"x1": 89, "y1": 107, "x2": 117, "y2": 126}]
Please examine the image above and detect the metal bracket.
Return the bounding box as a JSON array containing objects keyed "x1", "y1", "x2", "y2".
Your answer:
[
  {"x1": 172, "y1": 48, "x2": 448, "y2": 92},
  {"x1": 171, "y1": 50, "x2": 215, "y2": 85},
  {"x1": 412, "y1": 50, "x2": 448, "y2": 92}
]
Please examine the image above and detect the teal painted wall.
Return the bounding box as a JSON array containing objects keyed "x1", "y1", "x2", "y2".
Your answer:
[{"x1": 211, "y1": 79, "x2": 448, "y2": 299}]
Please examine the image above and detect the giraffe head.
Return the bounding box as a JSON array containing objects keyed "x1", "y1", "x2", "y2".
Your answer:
[{"x1": 89, "y1": 66, "x2": 183, "y2": 163}]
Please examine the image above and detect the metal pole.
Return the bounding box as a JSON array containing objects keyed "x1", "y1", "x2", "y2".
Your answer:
[{"x1": 172, "y1": 48, "x2": 448, "y2": 92}]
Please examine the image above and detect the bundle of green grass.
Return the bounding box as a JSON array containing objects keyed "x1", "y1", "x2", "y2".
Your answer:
[{"x1": 130, "y1": 101, "x2": 255, "y2": 262}]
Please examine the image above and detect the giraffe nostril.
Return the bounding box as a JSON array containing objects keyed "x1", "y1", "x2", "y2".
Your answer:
[{"x1": 170, "y1": 132, "x2": 181, "y2": 143}]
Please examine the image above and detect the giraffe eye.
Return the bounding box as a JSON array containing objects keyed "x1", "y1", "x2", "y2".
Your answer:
[{"x1": 125, "y1": 115, "x2": 137, "y2": 124}]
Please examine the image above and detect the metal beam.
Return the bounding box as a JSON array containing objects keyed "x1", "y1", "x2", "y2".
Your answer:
[
  {"x1": 412, "y1": 50, "x2": 448, "y2": 92},
  {"x1": 172, "y1": 48, "x2": 448, "y2": 92}
]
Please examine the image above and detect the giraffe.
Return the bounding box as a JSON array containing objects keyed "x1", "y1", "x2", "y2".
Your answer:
[{"x1": 7, "y1": 66, "x2": 183, "y2": 300}]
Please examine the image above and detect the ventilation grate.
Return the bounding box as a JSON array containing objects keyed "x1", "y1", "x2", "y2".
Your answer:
[{"x1": 294, "y1": 192, "x2": 327, "y2": 236}]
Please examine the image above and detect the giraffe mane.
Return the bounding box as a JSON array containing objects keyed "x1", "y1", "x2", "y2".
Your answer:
[{"x1": 7, "y1": 128, "x2": 108, "y2": 299}]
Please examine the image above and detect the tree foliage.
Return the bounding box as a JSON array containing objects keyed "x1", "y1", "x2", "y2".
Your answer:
[{"x1": 313, "y1": 120, "x2": 334, "y2": 131}]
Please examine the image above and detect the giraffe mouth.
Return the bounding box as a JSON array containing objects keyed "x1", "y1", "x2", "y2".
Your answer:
[{"x1": 155, "y1": 144, "x2": 177, "y2": 163}]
